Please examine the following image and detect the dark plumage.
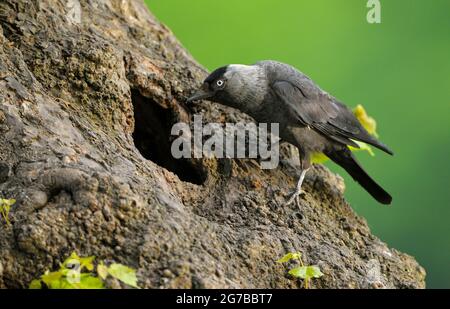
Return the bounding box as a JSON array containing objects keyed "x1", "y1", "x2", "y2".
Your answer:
[{"x1": 188, "y1": 60, "x2": 393, "y2": 205}]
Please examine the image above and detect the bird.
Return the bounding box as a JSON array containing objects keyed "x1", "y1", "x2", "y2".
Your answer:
[{"x1": 187, "y1": 60, "x2": 393, "y2": 205}]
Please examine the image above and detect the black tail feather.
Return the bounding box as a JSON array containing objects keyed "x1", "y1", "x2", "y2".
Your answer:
[{"x1": 326, "y1": 148, "x2": 392, "y2": 205}]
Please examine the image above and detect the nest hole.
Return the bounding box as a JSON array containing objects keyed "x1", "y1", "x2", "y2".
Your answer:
[{"x1": 131, "y1": 89, "x2": 207, "y2": 185}]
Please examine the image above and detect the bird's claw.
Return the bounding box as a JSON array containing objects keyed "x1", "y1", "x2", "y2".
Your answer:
[{"x1": 284, "y1": 189, "x2": 304, "y2": 207}]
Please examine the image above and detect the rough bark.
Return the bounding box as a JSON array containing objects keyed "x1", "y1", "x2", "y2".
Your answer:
[{"x1": 0, "y1": 0, "x2": 425, "y2": 289}]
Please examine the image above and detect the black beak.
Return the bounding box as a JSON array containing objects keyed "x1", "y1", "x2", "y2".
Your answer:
[{"x1": 187, "y1": 85, "x2": 213, "y2": 103}]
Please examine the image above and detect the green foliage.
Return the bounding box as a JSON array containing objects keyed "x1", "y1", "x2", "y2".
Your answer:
[
  {"x1": 0, "y1": 198, "x2": 15, "y2": 226},
  {"x1": 353, "y1": 104, "x2": 378, "y2": 137},
  {"x1": 29, "y1": 279, "x2": 42, "y2": 289},
  {"x1": 288, "y1": 266, "x2": 324, "y2": 289},
  {"x1": 29, "y1": 252, "x2": 139, "y2": 289},
  {"x1": 277, "y1": 251, "x2": 323, "y2": 289},
  {"x1": 97, "y1": 262, "x2": 109, "y2": 280},
  {"x1": 311, "y1": 104, "x2": 378, "y2": 164},
  {"x1": 276, "y1": 252, "x2": 302, "y2": 264},
  {"x1": 107, "y1": 263, "x2": 139, "y2": 288}
]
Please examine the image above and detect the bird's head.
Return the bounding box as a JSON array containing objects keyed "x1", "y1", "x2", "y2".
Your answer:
[{"x1": 187, "y1": 64, "x2": 267, "y2": 113}]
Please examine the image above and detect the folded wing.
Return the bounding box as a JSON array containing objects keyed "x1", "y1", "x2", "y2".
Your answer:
[{"x1": 272, "y1": 80, "x2": 393, "y2": 155}]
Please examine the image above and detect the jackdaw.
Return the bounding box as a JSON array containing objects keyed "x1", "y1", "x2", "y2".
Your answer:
[{"x1": 187, "y1": 60, "x2": 393, "y2": 205}]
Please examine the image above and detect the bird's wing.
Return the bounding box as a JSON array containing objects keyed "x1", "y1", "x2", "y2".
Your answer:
[{"x1": 272, "y1": 79, "x2": 392, "y2": 154}]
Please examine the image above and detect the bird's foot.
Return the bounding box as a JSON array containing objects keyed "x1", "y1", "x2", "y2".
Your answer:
[{"x1": 284, "y1": 188, "x2": 305, "y2": 207}]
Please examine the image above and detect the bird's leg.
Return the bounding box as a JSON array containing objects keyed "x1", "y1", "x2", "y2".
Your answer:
[{"x1": 285, "y1": 169, "x2": 307, "y2": 206}]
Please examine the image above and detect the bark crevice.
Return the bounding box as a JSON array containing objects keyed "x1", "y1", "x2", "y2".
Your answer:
[{"x1": 131, "y1": 88, "x2": 207, "y2": 185}]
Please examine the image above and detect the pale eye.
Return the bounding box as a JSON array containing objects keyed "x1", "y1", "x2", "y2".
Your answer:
[{"x1": 216, "y1": 80, "x2": 224, "y2": 87}]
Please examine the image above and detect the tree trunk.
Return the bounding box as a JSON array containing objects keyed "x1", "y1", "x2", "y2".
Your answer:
[{"x1": 0, "y1": 0, "x2": 425, "y2": 288}]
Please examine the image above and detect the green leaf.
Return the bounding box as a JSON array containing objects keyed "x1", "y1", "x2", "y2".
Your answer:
[
  {"x1": 353, "y1": 104, "x2": 379, "y2": 137},
  {"x1": 48, "y1": 278, "x2": 65, "y2": 289},
  {"x1": 3, "y1": 199, "x2": 16, "y2": 206},
  {"x1": 63, "y1": 252, "x2": 95, "y2": 271},
  {"x1": 29, "y1": 279, "x2": 42, "y2": 289},
  {"x1": 97, "y1": 262, "x2": 109, "y2": 280},
  {"x1": 58, "y1": 279, "x2": 77, "y2": 289},
  {"x1": 63, "y1": 252, "x2": 81, "y2": 269},
  {"x1": 288, "y1": 266, "x2": 307, "y2": 278},
  {"x1": 78, "y1": 275, "x2": 104, "y2": 289},
  {"x1": 79, "y1": 256, "x2": 95, "y2": 271},
  {"x1": 289, "y1": 265, "x2": 323, "y2": 280},
  {"x1": 107, "y1": 263, "x2": 139, "y2": 288},
  {"x1": 277, "y1": 252, "x2": 302, "y2": 264},
  {"x1": 29, "y1": 252, "x2": 138, "y2": 289},
  {"x1": 349, "y1": 141, "x2": 375, "y2": 156},
  {"x1": 306, "y1": 265, "x2": 324, "y2": 278},
  {"x1": 0, "y1": 198, "x2": 15, "y2": 225},
  {"x1": 41, "y1": 270, "x2": 63, "y2": 287}
]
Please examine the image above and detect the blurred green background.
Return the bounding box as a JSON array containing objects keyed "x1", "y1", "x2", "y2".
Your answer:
[{"x1": 145, "y1": 0, "x2": 450, "y2": 288}]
